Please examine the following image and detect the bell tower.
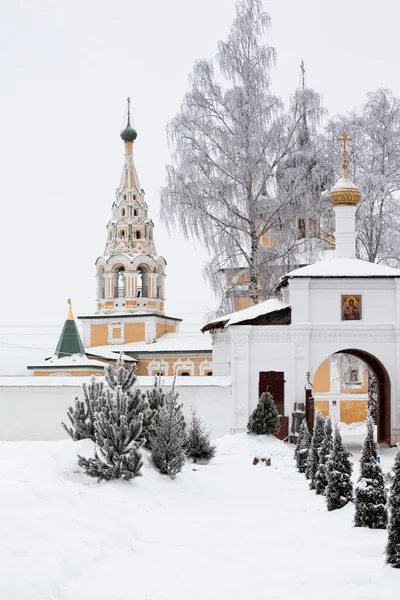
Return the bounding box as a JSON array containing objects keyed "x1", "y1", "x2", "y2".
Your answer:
[
  {"x1": 96, "y1": 98, "x2": 166, "y2": 315},
  {"x1": 79, "y1": 100, "x2": 181, "y2": 348}
]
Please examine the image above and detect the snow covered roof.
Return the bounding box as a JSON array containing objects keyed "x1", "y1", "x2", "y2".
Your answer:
[
  {"x1": 202, "y1": 298, "x2": 290, "y2": 332},
  {"x1": 286, "y1": 257, "x2": 400, "y2": 279},
  {"x1": 86, "y1": 332, "x2": 212, "y2": 359},
  {"x1": 330, "y1": 176, "x2": 360, "y2": 192},
  {"x1": 27, "y1": 354, "x2": 109, "y2": 370}
]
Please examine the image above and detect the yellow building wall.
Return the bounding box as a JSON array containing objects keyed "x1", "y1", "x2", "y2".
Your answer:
[
  {"x1": 34, "y1": 369, "x2": 103, "y2": 377},
  {"x1": 124, "y1": 322, "x2": 146, "y2": 343},
  {"x1": 340, "y1": 400, "x2": 368, "y2": 424},
  {"x1": 314, "y1": 360, "x2": 330, "y2": 393},
  {"x1": 91, "y1": 324, "x2": 109, "y2": 347},
  {"x1": 314, "y1": 400, "x2": 330, "y2": 418},
  {"x1": 156, "y1": 323, "x2": 177, "y2": 338}
]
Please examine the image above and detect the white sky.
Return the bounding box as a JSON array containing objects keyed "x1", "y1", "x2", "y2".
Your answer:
[{"x1": 1, "y1": 0, "x2": 400, "y2": 374}]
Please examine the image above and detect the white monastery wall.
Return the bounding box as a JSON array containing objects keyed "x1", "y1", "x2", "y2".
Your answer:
[
  {"x1": 307, "y1": 280, "x2": 396, "y2": 324},
  {"x1": 0, "y1": 377, "x2": 232, "y2": 441}
]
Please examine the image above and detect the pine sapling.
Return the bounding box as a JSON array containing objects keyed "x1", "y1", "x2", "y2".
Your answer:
[
  {"x1": 62, "y1": 377, "x2": 104, "y2": 441},
  {"x1": 144, "y1": 375, "x2": 168, "y2": 449},
  {"x1": 308, "y1": 409, "x2": 325, "y2": 490},
  {"x1": 186, "y1": 406, "x2": 216, "y2": 463},
  {"x1": 296, "y1": 419, "x2": 311, "y2": 474},
  {"x1": 386, "y1": 449, "x2": 400, "y2": 567},
  {"x1": 354, "y1": 415, "x2": 387, "y2": 529},
  {"x1": 105, "y1": 356, "x2": 155, "y2": 447},
  {"x1": 151, "y1": 380, "x2": 186, "y2": 479},
  {"x1": 315, "y1": 416, "x2": 333, "y2": 496},
  {"x1": 247, "y1": 392, "x2": 280, "y2": 435},
  {"x1": 326, "y1": 424, "x2": 353, "y2": 511},
  {"x1": 78, "y1": 387, "x2": 143, "y2": 482}
]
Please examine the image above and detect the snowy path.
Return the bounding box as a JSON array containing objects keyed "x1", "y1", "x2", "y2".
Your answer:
[{"x1": 0, "y1": 435, "x2": 398, "y2": 600}]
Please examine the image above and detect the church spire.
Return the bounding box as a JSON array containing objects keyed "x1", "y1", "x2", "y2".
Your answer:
[
  {"x1": 94, "y1": 100, "x2": 167, "y2": 316},
  {"x1": 54, "y1": 301, "x2": 86, "y2": 358},
  {"x1": 329, "y1": 133, "x2": 361, "y2": 259}
]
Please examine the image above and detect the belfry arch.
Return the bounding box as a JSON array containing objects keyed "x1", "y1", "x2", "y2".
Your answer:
[{"x1": 314, "y1": 348, "x2": 391, "y2": 445}]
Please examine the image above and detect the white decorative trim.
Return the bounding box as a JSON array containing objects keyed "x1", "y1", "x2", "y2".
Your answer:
[
  {"x1": 108, "y1": 321, "x2": 125, "y2": 344},
  {"x1": 199, "y1": 359, "x2": 212, "y2": 376},
  {"x1": 147, "y1": 359, "x2": 169, "y2": 377},
  {"x1": 173, "y1": 358, "x2": 195, "y2": 376}
]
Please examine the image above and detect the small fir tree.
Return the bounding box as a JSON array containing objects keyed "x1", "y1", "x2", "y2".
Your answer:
[
  {"x1": 151, "y1": 380, "x2": 186, "y2": 479},
  {"x1": 144, "y1": 375, "x2": 168, "y2": 449},
  {"x1": 247, "y1": 392, "x2": 280, "y2": 435},
  {"x1": 326, "y1": 424, "x2": 353, "y2": 511},
  {"x1": 354, "y1": 415, "x2": 387, "y2": 529},
  {"x1": 105, "y1": 356, "x2": 154, "y2": 447},
  {"x1": 386, "y1": 449, "x2": 400, "y2": 568},
  {"x1": 186, "y1": 406, "x2": 216, "y2": 463},
  {"x1": 78, "y1": 386, "x2": 143, "y2": 482},
  {"x1": 295, "y1": 419, "x2": 311, "y2": 474},
  {"x1": 62, "y1": 377, "x2": 104, "y2": 441},
  {"x1": 308, "y1": 409, "x2": 326, "y2": 490},
  {"x1": 315, "y1": 416, "x2": 333, "y2": 496}
]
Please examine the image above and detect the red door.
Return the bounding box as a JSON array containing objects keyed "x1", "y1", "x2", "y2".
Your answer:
[{"x1": 258, "y1": 371, "x2": 284, "y2": 416}]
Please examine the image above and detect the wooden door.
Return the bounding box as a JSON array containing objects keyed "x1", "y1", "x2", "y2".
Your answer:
[{"x1": 258, "y1": 371, "x2": 284, "y2": 416}]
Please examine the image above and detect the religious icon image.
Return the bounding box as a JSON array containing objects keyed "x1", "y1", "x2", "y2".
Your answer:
[{"x1": 341, "y1": 295, "x2": 362, "y2": 320}]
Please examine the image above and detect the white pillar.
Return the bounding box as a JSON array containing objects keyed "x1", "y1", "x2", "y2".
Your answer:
[{"x1": 333, "y1": 205, "x2": 357, "y2": 259}]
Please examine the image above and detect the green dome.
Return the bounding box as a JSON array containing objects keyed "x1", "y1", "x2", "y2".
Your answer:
[{"x1": 120, "y1": 123, "x2": 137, "y2": 142}]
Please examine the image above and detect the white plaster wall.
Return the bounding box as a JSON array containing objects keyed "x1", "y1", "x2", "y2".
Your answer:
[
  {"x1": 0, "y1": 377, "x2": 232, "y2": 442},
  {"x1": 308, "y1": 280, "x2": 396, "y2": 324}
]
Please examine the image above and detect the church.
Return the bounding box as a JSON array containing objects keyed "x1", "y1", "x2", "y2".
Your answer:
[
  {"x1": 26, "y1": 108, "x2": 400, "y2": 447},
  {"x1": 203, "y1": 135, "x2": 400, "y2": 446},
  {"x1": 27, "y1": 101, "x2": 212, "y2": 378}
]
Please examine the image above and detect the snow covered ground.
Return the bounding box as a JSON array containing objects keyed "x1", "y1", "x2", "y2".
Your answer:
[{"x1": 0, "y1": 431, "x2": 399, "y2": 600}]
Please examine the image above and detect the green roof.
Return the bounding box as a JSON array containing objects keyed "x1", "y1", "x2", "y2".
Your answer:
[{"x1": 54, "y1": 319, "x2": 86, "y2": 358}]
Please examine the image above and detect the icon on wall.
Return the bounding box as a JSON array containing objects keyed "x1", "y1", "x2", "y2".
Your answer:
[{"x1": 341, "y1": 295, "x2": 362, "y2": 320}]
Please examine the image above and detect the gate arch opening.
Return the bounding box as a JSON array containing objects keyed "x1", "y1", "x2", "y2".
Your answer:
[{"x1": 314, "y1": 348, "x2": 391, "y2": 445}]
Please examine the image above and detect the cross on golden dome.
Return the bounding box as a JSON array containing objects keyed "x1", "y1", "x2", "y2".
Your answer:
[{"x1": 337, "y1": 132, "x2": 352, "y2": 179}]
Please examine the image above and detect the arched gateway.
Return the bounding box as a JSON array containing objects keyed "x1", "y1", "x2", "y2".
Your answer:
[
  {"x1": 204, "y1": 136, "x2": 400, "y2": 447},
  {"x1": 313, "y1": 348, "x2": 391, "y2": 445}
]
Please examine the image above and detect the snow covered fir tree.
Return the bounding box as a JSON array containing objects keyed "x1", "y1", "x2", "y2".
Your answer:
[
  {"x1": 386, "y1": 450, "x2": 400, "y2": 568},
  {"x1": 186, "y1": 406, "x2": 216, "y2": 463},
  {"x1": 73, "y1": 358, "x2": 153, "y2": 481},
  {"x1": 247, "y1": 392, "x2": 280, "y2": 435},
  {"x1": 314, "y1": 416, "x2": 333, "y2": 496},
  {"x1": 144, "y1": 375, "x2": 168, "y2": 450},
  {"x1": 62, "y1": 377, "x2": 104, "y2": 442},
  {"x1": 308, "y1": 409, "x2": 325, "y2": 490},
  {"x1": 78, "y1": 384, "x2": 144, "y2": 482},
  {"x1": 295, "y1": 419, "x2": 311, "y2": 474},
  {"x1": 326, "y1": 425, "x2": 353, "y2": 511},
  {"x1": 354, "y1": 416, "x2": 387, "y2": 529},
  {"x1": 151, "y1": 381, "x2": 187, "y2": 479}
]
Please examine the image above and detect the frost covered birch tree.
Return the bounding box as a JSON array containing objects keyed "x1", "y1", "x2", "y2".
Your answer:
[
  {"x1": 161, "y1": 0, "x2": 324, "y2": 309},
  {"x1": 324, "y1": 89, "x2": 400, "y2": 266}
]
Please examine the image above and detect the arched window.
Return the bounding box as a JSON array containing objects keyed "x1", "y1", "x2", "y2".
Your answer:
[
  {"x1": 206, "y1": 371, "x2": 213, "y2": 376},
  {"x1": 113, "y1": 266, "x2": 125, "y2": 298},
  {"x1": 137, "y1": 266, "x2": 149, "y2": 297},
  {"x1": 136, "y1": 230, "x2": 141, "y2": 239},
  {"x1": 134, "y1": 209, "x2": 138, "y2": 217},
  {"x1": 297, "y1": 217, "x2": 306, "y2": 240},
  {"x1": 121, "y1": 208, "x2": 126, "y2": 217},
  {"x1": 181, "y1": 372, "x2": 190, "y2": 376},
  {"x1": 98, "y1": 268, "x2": 105, "y2": 299},
  {"x1": 121, "y1": 230, "x2": 125, "y2": 239}
]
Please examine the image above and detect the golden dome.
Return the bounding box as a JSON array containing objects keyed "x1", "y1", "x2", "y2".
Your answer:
[{"x1": 329, "y1": 176, "x2": 361, "y2": 206}]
